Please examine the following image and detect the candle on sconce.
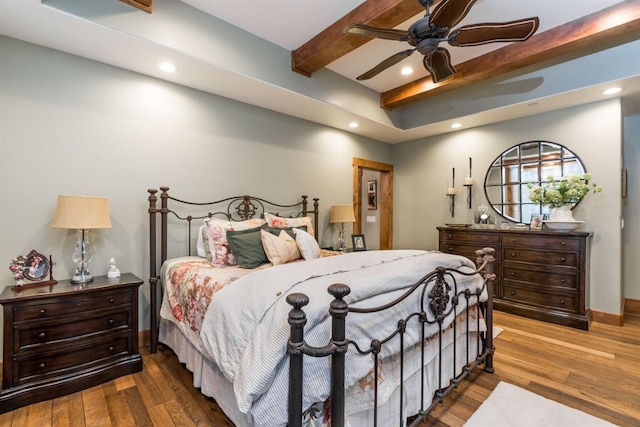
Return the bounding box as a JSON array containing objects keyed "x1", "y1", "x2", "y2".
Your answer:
[
  {"x1": 464, "y1": 177, "x2": 473, "y2": 186},
  {"x1": 447, "y1": 187, "x2": 456, "y2": 195}
]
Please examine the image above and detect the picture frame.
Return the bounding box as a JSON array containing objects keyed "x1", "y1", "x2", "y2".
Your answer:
[
  {"x1": 9, "y1": 249, "x2": 57, "y2": 289},
  {"x1": 351, "y1": 234, "x2": 366, "y2": 251},
  {"x1": 367, "y1": 179, "x2": 377, "y2": 210},
  {"x1": 530, "y1": 214, "x2": 544, "y2": 230}
]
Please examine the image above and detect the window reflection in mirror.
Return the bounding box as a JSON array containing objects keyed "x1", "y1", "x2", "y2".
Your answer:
[{"x1": 484, "y1": 141, "x2": 586, "y2": 224}]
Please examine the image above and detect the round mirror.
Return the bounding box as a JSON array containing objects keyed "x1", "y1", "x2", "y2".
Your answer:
[{"x1": 484, "y1": 141, "x2": 586, "y2": 224}]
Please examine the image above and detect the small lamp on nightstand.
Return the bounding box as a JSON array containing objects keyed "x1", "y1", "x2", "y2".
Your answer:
[
  {"x1": 52, "y1": 195, "x2": 112, "y2": 284},
  {"x1": 330, "y1": 204, "x2": 356, "y2": 252}
]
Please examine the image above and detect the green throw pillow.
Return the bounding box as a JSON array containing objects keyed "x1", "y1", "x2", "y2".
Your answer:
[{"x1": 226, "y1": 225, "x2": 269, "y2": 269}]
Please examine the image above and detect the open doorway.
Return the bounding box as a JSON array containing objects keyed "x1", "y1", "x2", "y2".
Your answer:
[{"x1": 352, "y1": 158, "x2": 394, "y2": 250}]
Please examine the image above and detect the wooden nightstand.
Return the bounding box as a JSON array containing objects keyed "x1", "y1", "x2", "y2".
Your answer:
[{"x1": 0, "y1": 273, "x2": 143, "y2": 413}]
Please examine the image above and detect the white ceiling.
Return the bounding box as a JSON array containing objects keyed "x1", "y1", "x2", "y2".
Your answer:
[{"x1": 1, "y1": 0, "x2": 639, "y2": 144}]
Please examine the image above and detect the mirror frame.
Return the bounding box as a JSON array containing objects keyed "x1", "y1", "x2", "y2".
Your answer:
[{"x1": 483, "y1": 141, "x2": 587, "y2": 224}]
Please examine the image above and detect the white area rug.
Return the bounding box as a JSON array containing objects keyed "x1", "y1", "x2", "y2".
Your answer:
[{"x1": 464, "y1": 382, "x2": 618, "y2": 427}]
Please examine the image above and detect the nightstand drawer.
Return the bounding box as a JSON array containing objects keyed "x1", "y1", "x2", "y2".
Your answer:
[
  {"x1": 13, "y1": 290, "x2": 133, "y2": 322},
  {"x1": 15, "y1": 309, "x2": 131, "y2": 352},
  {"x1": 14, "y1": 335, "x2": 131, "y2": 386}
]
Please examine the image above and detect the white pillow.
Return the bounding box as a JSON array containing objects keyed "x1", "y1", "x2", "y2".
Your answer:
[
  {"x1": 261, "y1": 229, "x2": 301, "y2": 265},
  {"x1": 196, "y1": 225, "x2": 206, "y2": 258},
  {"x1": 293, "y1": 227, "x2": 321, "y2": 260}
]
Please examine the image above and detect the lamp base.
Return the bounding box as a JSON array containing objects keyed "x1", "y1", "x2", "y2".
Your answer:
[{"x1": 72, "y1": 270, "x2": 93, "y2": 284}]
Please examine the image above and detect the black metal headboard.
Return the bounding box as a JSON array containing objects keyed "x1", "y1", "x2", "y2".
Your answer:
[{"x1": 147, "y1": 186, "x2": 320, "y2": 353}]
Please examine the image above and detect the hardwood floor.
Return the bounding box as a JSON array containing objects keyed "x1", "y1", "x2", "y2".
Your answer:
[{"x1": 1, "y1": 311, "x2": 639, "y2": 426}]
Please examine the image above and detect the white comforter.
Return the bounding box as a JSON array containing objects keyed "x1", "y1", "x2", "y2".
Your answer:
[{"x1": 199, "y1": 249, "x2": 486, "y2": 426}]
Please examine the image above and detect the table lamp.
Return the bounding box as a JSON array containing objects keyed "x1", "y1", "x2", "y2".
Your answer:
[
  {"x1": 330, "y1": 205, "x2": 356, "y2": 252},
  {"x1": 52, "y1": 195, "x2": 112, "y2": 283}
]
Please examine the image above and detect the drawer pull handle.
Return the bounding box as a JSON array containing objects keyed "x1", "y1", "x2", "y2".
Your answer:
[
  {"x1": 39, "y1": 363, "x2": 46, "y2": 370},
  {"x1": 510, "y1": 273, "x2": 516, "y2": 277},
  {"x1": 511, "y1": 239, "x2": 516, "y2": 243},
  {"x1": 561, "y1": 300, "x2": 566, "y2": 305},
  {"x1": 562, "y1": 241, "x2": 566, "y2": 245},
  {"x1": 510, "y1": 291, "x2": 516, "y2": 295},
  {"x1": 109, "y1": 346, "x2": 115, "y2": 353},
  {"x1": 38, "y1": 332, "x2": 46, "y2": 340},
  {"x1": 561, "y1": 278, "x2": 566, "y2": 283},
  {"x1": 483, "y1": 237, "x2": 488, "y2": 241},
  {"x1": 109, "y1": 298, "x2": 115, "y2": 304},
  {"x1": 108, "y1": 319, "x2": 115, "y2": 326},
  {"x1": 40, "y1": 309, "x2": 46, "y2": 315},
  {"x1": 561, "y1": 257, "x2": 566, "y2": 262},
  {"x1": 511, "y1": 253, "x2": 516, "y2": 257}
]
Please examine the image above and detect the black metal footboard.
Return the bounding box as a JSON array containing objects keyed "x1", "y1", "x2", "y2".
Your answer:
[{"x1": 287, "y1": 248, "x2": 496, "y2": 427}]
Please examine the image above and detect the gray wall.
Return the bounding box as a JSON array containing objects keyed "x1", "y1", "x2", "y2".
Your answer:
[
  {"x1": 392, "y1": 99, "x2": 625, "y2": 316},
  {"x1": 0, "y1": 36, "x2": 391, "y2": 349},
  {"x1": 623, "y1": 113, "x2": 640, "y2": 300}
]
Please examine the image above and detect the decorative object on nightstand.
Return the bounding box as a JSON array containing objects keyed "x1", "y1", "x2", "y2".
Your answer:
[
  {"x1": 51, "y1": 194, "x2": 112, "y2": 284},
  {"x1": 330, "y1": 204, "x2": 356, "y2": 252},
  {"x1": 0, "y1": 273, "x2": 143, "y2": 413},
  {"x1": 446, "y1": 167, "x2": 456, "y2": 217},
  {"x1": 9, "y1": 249, "x2": 57, "y2": 289},
  {"x1": 107, "y1": 257, "x2": 121, "y2": 278},
  {"x1": 351, "y1": 234, "x2": 366, "y2": 251},
  {"x1": 463, "y1": 157, "x2": 473, "y2": 209}
]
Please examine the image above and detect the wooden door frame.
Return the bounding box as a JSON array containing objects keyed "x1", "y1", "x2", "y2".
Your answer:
[{"x1": 352, "y1": 158, "x2": 393, "y2": 250}]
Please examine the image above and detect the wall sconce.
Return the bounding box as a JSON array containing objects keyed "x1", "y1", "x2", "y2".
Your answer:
[
  {"x1": 51, "y1": 195, "x2": 112, "y2": 283},
  {"x1": 330, "y1": 204, "x2": 356, "y2": 252},
  {"x1": 464, "y1": 157, "x2": 473, "y2": 209},
  {"x1": 446, "y1": 167, "x2": 455, "y2": 218}
]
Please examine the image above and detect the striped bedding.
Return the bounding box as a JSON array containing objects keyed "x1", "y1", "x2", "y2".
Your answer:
[{"x1": 194, "y1": 250, "x2": 487, "y2": 426}]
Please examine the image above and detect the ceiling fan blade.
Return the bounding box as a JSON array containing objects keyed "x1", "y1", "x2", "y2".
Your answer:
[
  {"x1": 344, "y1": 23, "x2": 409, "y2": 41},
  {"x1": 430, "y1": 0, "x2": 478, "y2": 29},
  {"x1": 423, "y1": 48, "x2": 456, "y2": 83},
  {"x1": 449, "y1": 17, "x2": 540, "y2": 46},
  {"x1": 356, "y1": 49, "x2": 416, "y2": 80}
]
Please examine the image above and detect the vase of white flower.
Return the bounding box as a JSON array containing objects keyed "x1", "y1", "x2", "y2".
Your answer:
[
  {"x1": 549, "y1": 205, "x2": 575, "y2": 222},
  {"x1": 528, "y1": 173, "x2": 603, "y2": 227}
]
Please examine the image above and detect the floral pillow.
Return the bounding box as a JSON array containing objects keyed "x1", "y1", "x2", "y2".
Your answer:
[
  {"x1": 203, "y1": 217, "x2": 265, "y2": 265},
  {"x1": 264, "y1": 213, "x2": 314, "y2": 238}
]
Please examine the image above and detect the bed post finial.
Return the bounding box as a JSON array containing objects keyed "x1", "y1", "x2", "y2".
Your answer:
[{"x1": 287, "y1": 293, "x2": 309, "y2": 427}]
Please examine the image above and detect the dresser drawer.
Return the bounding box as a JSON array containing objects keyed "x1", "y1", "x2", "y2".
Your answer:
[
  {"x1": 501, "y1": 247, "x2": 578, "y2": 268},
  {"x1": 440, "y1": 231, "x2": 500, "y2": 245},
  {"x1": 13, "y1": 335, "x2": 131, "y2": 386},
  {"x1": 502, "y1": 283, "x2": 578, "y2": 313},
  {"x1": 13, "y1": 290, "x2": 133, "y2": 322},
  {"x1": 502, "y1": 234, "x2": 580, "y2": 250},
  {"x1": 15, "y1": 309, "x2": 131, "y2": 352},
  {"x1": 502, "y1": 266, "x2": 578, "y2": 291}
]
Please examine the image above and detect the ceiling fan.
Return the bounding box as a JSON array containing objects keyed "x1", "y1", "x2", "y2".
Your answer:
[{"x1": 344, "y1": 0, "x2": 539, "y2": 83}]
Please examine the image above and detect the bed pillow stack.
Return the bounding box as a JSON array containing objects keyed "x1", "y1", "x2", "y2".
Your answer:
[{"x1": 202, "y1": 214, "x2": 322, "y2": 269}]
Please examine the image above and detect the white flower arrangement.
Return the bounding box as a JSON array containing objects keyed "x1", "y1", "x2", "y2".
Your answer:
[{"x1": 528, "y1": 173, "x2": 603, "y2": 208}]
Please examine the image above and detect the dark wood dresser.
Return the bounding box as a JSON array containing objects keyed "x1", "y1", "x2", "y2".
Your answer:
[
  {"x1": 438, "y1": 227, "x2": 592, "y2": 330},
  {"x1": 0, "y1": 273, "x2": 143, "y2": 412}
]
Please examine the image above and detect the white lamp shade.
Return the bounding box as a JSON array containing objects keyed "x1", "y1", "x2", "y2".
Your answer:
[
  {"x1": 330, "y1": 205, "x2": 356, "y2": 223},
  {"x1": 51, "y1": 195, "x2": 112, "y2": 229}
]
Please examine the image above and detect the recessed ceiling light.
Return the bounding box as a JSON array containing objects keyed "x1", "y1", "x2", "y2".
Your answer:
[
  {"x1": 158, "y1": 62, "x2": 177, "y2": 73},
  {"x1": 401, "y1": 67, "x2": 413, "y2": 76},
  {"x1": 451, "y1": 122, "x2": 462, "y2": 129},
  {"x1": 349, "y1": 121, "x2": 359, "y2": 128},
  {"x1": 602, "y1": 87, "x2": 622, "y2": 95}
]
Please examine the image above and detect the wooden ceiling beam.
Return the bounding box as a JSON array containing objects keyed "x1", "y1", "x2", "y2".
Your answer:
[
  {"x1": 291, "y1": 0, "x2": 431, "y2": 77},
  {"x1": 381, "y1": 2, "x2": 640, "y2": 110},
  {"x1": 119, "y1": 0, "x2": 152, "y2": 13}
]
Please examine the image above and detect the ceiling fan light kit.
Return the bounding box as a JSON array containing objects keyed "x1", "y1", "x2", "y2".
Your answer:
[{"x1": 344, "y1": 0, "x2": 539, "y2": 83}]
